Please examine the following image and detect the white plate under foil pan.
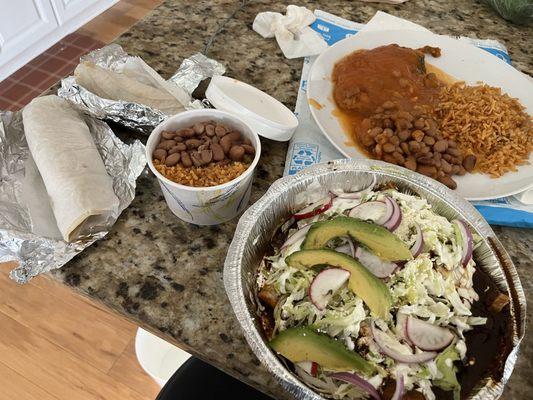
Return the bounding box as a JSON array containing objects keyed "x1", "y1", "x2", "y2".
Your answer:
[{"x1": 224, "y1": 159, "x2": 526, "y2": 400}]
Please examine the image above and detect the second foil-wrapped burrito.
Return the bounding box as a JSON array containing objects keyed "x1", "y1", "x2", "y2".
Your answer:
[
  {"x1": 74, "y1": 59, "x2": 188, "y2": 115},
  {"x1": 22, "y1": 95, "x2": 120, "y2": 242}
]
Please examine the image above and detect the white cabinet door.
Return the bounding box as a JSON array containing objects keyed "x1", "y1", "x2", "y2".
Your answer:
[
  {"x1": 0, "y1": 0, "x2": 59, "y2": 70},
  {"x1": 52, "y1": 0, "x2": 102, "y2": 25}
]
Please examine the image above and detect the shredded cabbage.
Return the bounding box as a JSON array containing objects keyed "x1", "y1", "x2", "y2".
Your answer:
[{"x1": 259, "y1": 189, "x2": 486, "y2": 399}]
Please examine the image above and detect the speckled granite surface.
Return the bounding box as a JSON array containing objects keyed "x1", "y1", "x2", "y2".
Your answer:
[{"x1": 48, "y1": 1, "x2": 532, "y2": 399}]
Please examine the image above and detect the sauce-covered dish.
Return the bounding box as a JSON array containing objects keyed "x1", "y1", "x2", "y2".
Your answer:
[{"x1": 224, "y1": 159, "x2": 525, "y2": 400}]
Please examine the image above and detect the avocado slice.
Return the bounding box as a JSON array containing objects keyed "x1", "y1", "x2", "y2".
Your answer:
[
  {"x1": 270, "y1": 326, "x2": 375, "y2": 375},
  {"x1": 286, "y1": 249, "x2": 392, "y2": 318},
  {"x1": 302, "y1": 216, "x2": 412, "y2": 261}
]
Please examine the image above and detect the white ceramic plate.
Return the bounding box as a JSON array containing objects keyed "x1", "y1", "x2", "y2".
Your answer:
[{"x1": 307, "y1": 30, "x2": 533, "y2": 200}]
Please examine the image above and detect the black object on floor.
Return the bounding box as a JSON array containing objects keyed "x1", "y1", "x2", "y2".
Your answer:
[{"x1": 156, "y1": 357, "x2": 275, "y2": 400}]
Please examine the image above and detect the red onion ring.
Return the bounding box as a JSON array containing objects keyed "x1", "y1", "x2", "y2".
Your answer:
[
  {"x1": 410, "y1": 223, "x2": 424, "y2": 257},
  {"x1": 453, "y1": 219, "x2": 473, "y2": 267},
  {"x1": 330, "y1": 372, "x2": 381, "y2": 400},
  {"x1": 391, "y1": 370, "x2": 405, "y2": 400},
  {"x1": 383, "y1": 197, "x2": 402, "y2": 231},
  {"x1": 335, "y1": 239, "x2": 356, "y2": 257}
]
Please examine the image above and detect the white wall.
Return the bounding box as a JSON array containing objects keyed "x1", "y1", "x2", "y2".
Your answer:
[{"x1": 0, "y1": 0, "x2": 118, "y2": 82}]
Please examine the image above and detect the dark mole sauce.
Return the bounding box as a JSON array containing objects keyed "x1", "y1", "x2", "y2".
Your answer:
[{"x1": 258, "y1": 214, "x2": 513, "y2": 400}]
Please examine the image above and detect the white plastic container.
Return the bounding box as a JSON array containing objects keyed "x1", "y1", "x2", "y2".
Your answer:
[
  {"x1": 205, "y1": 76, "x2": 298, "y2": 141},
  {"x1": 146, "y1": 109, "x2": 261, "y2": 225},
  {"x1": 135, "y1": 328, "x2": 190, "y2": 387}
]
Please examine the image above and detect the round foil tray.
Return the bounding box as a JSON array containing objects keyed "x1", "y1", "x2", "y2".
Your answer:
[{"x1": 224, "y1": 159, "x2": 526, "y2": 400}]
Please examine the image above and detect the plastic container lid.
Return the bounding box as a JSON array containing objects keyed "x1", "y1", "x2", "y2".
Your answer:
[{"x1": 205, "y1": 75, "x2": 298, "y2": 141}]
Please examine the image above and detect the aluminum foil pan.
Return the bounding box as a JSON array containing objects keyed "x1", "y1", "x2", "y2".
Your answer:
[
  {"x1": 224, "y1": 159, "x2": 526, "y2": 400},
  {"x1": 58, "y1": 44, "x2": 225, "y2": 135},
  {"x1": 0, "y1": 108, "x2": 146, "y2": 283}
]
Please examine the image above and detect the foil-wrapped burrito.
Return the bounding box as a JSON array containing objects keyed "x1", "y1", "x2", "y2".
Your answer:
[
  {"x1": 58, "y1": 45, "x2": 226, "y2": 134},
  {"x1": 0, "y1": 96, "x2": 145, "y2": 283},
  {"x1": 74, "y1": 58, "x2": 188, "y2": 115},
  {"x1": 23, "y1": 96, "x2": 119, "y2": 242}
]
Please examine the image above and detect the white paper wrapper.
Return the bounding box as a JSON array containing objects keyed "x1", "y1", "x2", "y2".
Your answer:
[
  {"x1": 0, "y1": 108, "x2": 145, "y2": 283},
  {"x1": 224, "y1": 159, "x2": 525, "y2": 400}
]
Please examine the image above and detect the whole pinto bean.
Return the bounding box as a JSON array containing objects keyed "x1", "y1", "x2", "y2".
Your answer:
[
  {"x1": 177, "y1": 128, "x2": 195, "y2": 138},
  {"x1": 211, "y1": 143, "x2": 225, "y2": 161},
  {"x1": 193, "y1": 123, "x2": 205, "y2": 135},
  {"x1": 181, "y1": 151, "x2": 192, "y2": 167},
  {"x1": 441, "y1": 159, "x2": 453, "y2": 174},
  {"x1": 417, "y1": 156, "x2": 434, "y2": 166},
  {"x1": 462, "y1": 154, "x2": 477, "y2": 172},
  {"x1": 157, "y1": 139, "x2": 176, "y2": 150},
  {"x1": 220, "y1": 131, "x2": 241, "y2": 154},
  {"x1": 205, "y1": 124, "x2": 215, "y2": 136},
  {"x1": 165, "y1": 152, "x2": 181, "y2": 167},
  {"x1": 438, "y1": 175, "x2": 457, "y2": 190},
  {"x1": 404, "y1": 156, "x2": 417, "y2": 171},
  {"x1": 168, "y1": 146, "x2": 182, "y2": 155},
  {"x1": 229, "y1": 145, "x2": 245, "y2": 161},
  {"x1": 153, "y1": 148, "x2": 167, "y2": 162},
  {"x1": 162, "y1": 131, "x2": 176, "y2": 140},
  {"x1": 200, "y1": 149, "x2": 213, "y2": 164},
  {"x1": 215, "y1": 125, "x2": 227, "y2": 137},
  {"x1": 446, "y1": 147, "x2": 461, "y2": 157},
  {"x1": 417, "y1": 165, "x2": 437, "y2": 178},
  {"x1": 433, "y1": 140, "x2": 448, "y2": 153},
  {"x1": 185, "y1": 139, "x2": 202, "y2": 149},
  {"x1": 241, "y1": 144, "x2": 255, "y2": 155}
]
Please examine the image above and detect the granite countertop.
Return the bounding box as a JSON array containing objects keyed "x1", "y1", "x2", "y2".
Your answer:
[{"x1": 49, "y1": 1, "x2": 532, "y2": 399}]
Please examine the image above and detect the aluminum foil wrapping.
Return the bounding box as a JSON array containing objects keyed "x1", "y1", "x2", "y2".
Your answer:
[
  {"x1": 224, "y1": 159, "x2": 526, "y2": 400},
  {"x1": 58, "y1": 44, "x2": 225, "y2": 135},
  {"x1": 0, "y1": 109, "x2": 146, "y2": 284}
]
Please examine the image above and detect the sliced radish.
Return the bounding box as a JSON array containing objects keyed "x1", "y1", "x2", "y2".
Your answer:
[
  {"x1": 391, "y1": 370, "x2": 405, "y2": 400},
  {"x1": 371, "y1": 322, "x2": 437, "y2": 364},
  {"x1": 355, "y1": 247, "x2": 398, "y2": 278},
  {"x1": 395, "y1": 313, "x2": 413, "y2": 346},
  {"x1": 406, "y1": 316, "x2": 454, "y2": 351},
  {"x1": 382, "y1": 197, "x2": 402, "y2": 232},
  {"x1": 335, "y1": 239, "x2": 356, "y2": 257},
  {"x1": 331, "y1": 196, "x2": 362, "y2": 211},
  {"x1": 330, "y1": 189, "x2": 364, "y2": 200},
  {"x1": 330, "y1": 372, "x2": 381, "y2": 400},
  {"x1": 410, "y1": 223, "x2": 424, "y2": 257},
  {"x1": 281, "y1": 224, "x2": 311, "y2": 250},
  {"x1": 453, "y1": 219, "x2": 473, "y2": 267},
  {"x1": 296, "y1": 361, "x2": 318, "y2": 377},
  {"x1": 293, "y1": 196, "x2": 333, "y2": 220},
  {"x1": 348, "y1": 201, "x2": 390, "y2": 224},
  {"x1": 309, "y1": 268, "x2": 350, "y2": 310}
]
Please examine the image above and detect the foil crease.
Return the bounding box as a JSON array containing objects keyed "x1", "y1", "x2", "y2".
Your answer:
[
  {"x1": 0, "y1": 109, "x2": 146, "y2": 284},
  {"x1": 169, "y1": 52, "x2": 226, "y2": 95},
  {"x1": 58, "y1": 45, "x2": 225, "y2": 135},
  {"x1": 224, "y1": 159, "x2": 526, "y2": 400}
]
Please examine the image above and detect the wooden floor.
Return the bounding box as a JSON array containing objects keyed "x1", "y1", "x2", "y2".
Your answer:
[
  {"x1": 0, "y1": 1, "x2": 163, "y2": 399},
  {"x1": 80, "y1": 0, "x2": 163, "y2": 43},
  {"x1": 0, "y1": 262, "x2": 161, "y2": 400}
]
